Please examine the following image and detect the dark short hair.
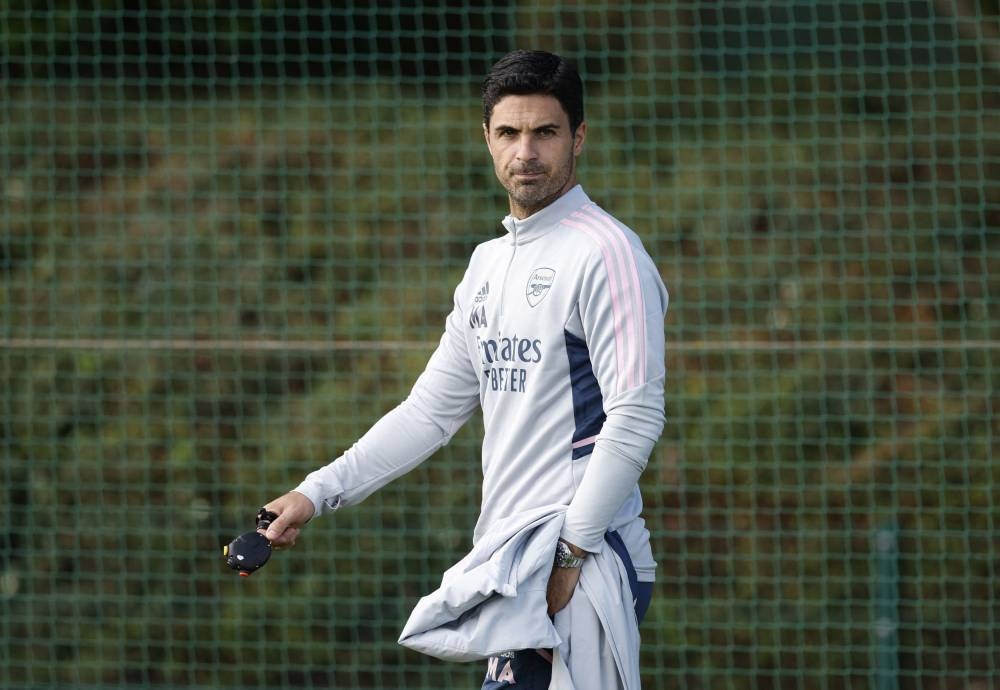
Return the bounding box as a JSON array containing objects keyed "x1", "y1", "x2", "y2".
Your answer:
[{"x1": 481, "y1": 50, "x2": 585, "y2": 133}]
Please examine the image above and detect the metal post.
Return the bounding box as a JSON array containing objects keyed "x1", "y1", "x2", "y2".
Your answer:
[{"x1": 874, "y1": 521, "x2": 900, "y2": 690}]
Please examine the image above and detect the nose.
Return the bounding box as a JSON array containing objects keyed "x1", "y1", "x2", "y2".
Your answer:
[{"x1": 515, "y1": 133, "x2": 537, "y2": 161}]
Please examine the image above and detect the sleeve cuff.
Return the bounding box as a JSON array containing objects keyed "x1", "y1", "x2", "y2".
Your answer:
[
  {"x1": 290, "y1": 483, "x2": 340, "y2": 519},
  {"x1": 558, "y1": 527, "x2": 603, "y2": 554}
]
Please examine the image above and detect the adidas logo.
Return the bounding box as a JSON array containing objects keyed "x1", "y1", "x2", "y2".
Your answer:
[
  {"x1": 470, "y1": 281, "x2": 489, "y2": 328},
  {"x1": 474, "y1": 281, "x2": 490, "y2": 304}
]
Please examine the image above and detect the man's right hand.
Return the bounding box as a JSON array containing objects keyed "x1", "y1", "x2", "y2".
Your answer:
[{"x1": 259, "y1": 491, "x2": 315, "y2": 548}]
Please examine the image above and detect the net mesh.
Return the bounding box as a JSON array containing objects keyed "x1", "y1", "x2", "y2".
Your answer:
[{"x1": 2, "y1": 2, "x2": 998, "y2": 689}]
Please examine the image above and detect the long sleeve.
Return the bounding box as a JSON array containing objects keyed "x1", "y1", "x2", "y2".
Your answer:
[
  {"x1": 561, "y1": 222, "x2": 668, "y2": 552},
  {"x1": 294, "y1": 281, "x2": 482, "y2": 517}
]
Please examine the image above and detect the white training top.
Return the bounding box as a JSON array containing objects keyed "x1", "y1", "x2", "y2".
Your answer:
[{"x1": 293, "y1": 185, "x2": 668, "y2": 582}]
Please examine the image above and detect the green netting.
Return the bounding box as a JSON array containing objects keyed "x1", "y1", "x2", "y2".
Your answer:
[{"x1": 2, "y1": 2, "x2": 998, "y2": 689}]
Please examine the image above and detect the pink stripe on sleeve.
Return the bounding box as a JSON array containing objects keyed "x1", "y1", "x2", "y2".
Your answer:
[
  {"x1": 560, "y1": 217, "x2": 628, "y2": 391},
  {"x1": 563, "y1": 204, "x2": 648, "y2": 394},
  {"x1": 577, "y1": 206, "x2": 646, "y2": 389}
]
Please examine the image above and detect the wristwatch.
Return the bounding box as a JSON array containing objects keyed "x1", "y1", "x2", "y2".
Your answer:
[{"x1": 554, "y1": 539, "x2": 587, "y2": 569}]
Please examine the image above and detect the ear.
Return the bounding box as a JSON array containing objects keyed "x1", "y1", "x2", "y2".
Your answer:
[
  {"x1": 572, "y1": 121, "x2": 587, "y2": 156},
  {"x1": 483, "y1": 122, "x2": 496, "y2": 156}
]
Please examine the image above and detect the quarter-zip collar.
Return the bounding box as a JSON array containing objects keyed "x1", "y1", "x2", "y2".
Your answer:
[{"x1": 500, "y1": 185, "x2": 590, "y2": 245}]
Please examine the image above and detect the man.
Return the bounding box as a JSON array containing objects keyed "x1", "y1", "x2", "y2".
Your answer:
[{"x1": 258, "y1": 50, "x2": 668, "y2": 689}]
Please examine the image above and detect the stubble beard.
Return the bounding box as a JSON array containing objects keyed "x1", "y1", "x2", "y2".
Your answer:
[{"x1": 503, "y1": 153, "x2": 576, "y2": 218}]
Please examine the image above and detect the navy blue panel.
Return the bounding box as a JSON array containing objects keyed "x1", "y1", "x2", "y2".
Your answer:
[
  {"x1": 563, "y1": 331, "x2": 606, "y2": 458},
  {"x1": 604, "y1": 530, "x2": 653, "y2": 623}
]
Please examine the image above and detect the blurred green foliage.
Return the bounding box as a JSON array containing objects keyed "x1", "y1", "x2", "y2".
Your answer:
[{"x1": 1, "y1": 3, "x2": 999, "y2": 689}]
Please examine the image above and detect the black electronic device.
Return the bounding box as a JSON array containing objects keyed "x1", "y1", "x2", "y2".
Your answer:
[{"x1": 223, "y1": 509, "x2": 278, "y2": 577}]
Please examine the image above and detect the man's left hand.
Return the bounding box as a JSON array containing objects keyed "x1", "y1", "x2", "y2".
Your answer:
[
  {"x1": 546, "y1": 539, "x2": 587, "y2": 616},
  {"x1": 546, "y1": 564, "x2": 582, "y2": 616}
]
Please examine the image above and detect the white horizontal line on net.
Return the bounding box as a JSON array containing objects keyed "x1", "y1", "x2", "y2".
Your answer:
[
  {"x1": 0, "y1": 338, "x2": 433, "y2": 352},
  {"x1": 0, "y1": 338, "x2": 996, "y2": 352}
]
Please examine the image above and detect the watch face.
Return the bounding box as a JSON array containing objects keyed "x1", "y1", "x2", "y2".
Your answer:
[{"x1": 555, "y1": 541, "x2": 584, "y2": 568}]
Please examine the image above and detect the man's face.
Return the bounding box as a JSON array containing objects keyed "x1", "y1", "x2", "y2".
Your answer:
[{"x1": 484, "y1": 94, "x2": 586, "y2": 219}]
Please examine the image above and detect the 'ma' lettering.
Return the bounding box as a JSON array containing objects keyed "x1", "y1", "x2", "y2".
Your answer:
[{"x1": 485, "y1": 657, "x2": 516, "y2": 683}]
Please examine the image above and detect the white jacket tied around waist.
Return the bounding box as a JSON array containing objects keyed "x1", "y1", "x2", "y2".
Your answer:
[{"x1": 398, "y1": 506, "x2": 641, "y2": 690}]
